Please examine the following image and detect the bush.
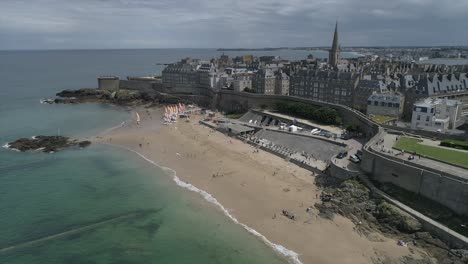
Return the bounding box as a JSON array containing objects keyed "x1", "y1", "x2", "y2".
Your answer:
[
  {"x1": 440, "y1": 139, "x2": 468, "y2": 151},
  {"x1": 274, "y1": 101, "x2": 342, "y2": 125}
]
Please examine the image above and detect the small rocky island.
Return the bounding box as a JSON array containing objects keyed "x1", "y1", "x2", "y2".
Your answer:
[
  {"x1": 7, "y1": 136, "x2": 91, "y2": 153},
  {"x1": 52, "y1": 88, "x2": 154, "y2": 105}
]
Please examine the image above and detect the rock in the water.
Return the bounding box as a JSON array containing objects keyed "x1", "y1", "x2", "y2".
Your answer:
[
  {"x1": 53, "y1": 88, "x2": 154, "y2": 106},
  {"x1": 7, "y1": 136, "x2": 91, "y2": 153},
  {"x1": 78, "y1": 141, "x2": 91, "y2": 148}
]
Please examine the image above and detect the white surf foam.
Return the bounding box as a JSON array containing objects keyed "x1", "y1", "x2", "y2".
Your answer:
[
  {"x1": 99, "y1": 121, "x2": 126, "y2": 135},
  {"x1": 2, "y1": 143, "x2": 19, "y2": 152},
  {"x1": 109, "y1": 144, "x2": 302, "y2": 264}
]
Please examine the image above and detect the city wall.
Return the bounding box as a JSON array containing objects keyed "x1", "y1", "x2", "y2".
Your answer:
[
  {"x1": 328, "y1": 158, "x2": 360, "y2": 180},
  {"x1": 213, "y1": 90, "x2": 380, "y2": 140},
  {"x1": 361, "y1": 130, "x2": 468, "y2": 216}
]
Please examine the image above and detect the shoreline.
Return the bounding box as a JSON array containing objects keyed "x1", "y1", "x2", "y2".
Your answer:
[
  {"x1": 95, "y1": 106, "x2": 426, "y2": 264},
  {"x1": 107, "y1": 142, "x2": 302, "y2": 264}
]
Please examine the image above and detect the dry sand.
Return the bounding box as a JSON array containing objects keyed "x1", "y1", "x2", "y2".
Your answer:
[{"x1": 96, "y1": 107, "x2": 427, "y2": 264}]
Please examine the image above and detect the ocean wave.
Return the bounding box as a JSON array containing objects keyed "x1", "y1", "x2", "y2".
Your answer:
[
  {"x1": 110, "y1": 144, "x2": 302, "y2": 264},
  {"x1": 2, "y1": 143, "x2": 19, "y2": 152}
]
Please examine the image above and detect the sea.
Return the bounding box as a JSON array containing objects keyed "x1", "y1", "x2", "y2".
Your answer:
[{"x1": 0, "y1": 49, "x2": 358, "y2": 264}]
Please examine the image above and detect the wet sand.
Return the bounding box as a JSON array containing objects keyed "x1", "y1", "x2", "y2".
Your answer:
[{"x1": 97, "y1": 107, "x2": 427, "y2": 264}]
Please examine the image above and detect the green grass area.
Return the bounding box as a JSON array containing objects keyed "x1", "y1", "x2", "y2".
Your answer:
[
  {"x1": 394, "y1": 137, "x2": 468, "y2": 168},
  {"x1": 370, "y1": 115, "x2": 396, "y2": 124}
]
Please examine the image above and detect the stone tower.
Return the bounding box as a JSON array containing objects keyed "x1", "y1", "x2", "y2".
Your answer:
[{"x1": 328, "y1": 21, "x2": 340, "y2": 68}]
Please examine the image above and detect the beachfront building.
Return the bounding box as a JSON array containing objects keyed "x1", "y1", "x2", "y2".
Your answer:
[
  {"x1": 410, "y1": 98, "x2": 462, "y2": 130},
  {"x1": 197, "y1": 63, "x2": 218, "y2": 90},
  {"x1": 162, "y1": 58, "x2": 199, "y2": 94},
  {"x1": 289, "y1": 70, "x2": 360, "y2": 107},
  {"x1": 367, "y1": 93, "x2": 404, "y2": 118}
]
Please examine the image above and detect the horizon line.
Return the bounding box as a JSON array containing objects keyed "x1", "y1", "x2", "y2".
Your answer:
[{"x1": 1, "y1": 45, "x2": 468, "y2": 52}]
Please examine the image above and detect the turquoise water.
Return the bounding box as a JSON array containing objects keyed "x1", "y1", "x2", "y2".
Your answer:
[
  {"x1": 0, "y1": 145, "x2": 286, "y2": 264},
  {"x1": 0, "y1": 50, "x2": 291, "y2": 264}
]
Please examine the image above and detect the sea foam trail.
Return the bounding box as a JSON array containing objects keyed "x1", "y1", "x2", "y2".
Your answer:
[
  {"x1": 99, "y1": 121, "x2": 126, "y2": 135},
  {"x1": 108, "y1": 143, "x2": 302, "y2": 264}
]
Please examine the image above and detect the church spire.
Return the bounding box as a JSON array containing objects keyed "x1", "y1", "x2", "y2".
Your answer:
[
  {"x1": 331, "y1": 21, "x2": 339, "y2": 52},
  {"x1": 328, "y1": 21, "x2": 340, "y2": 68}
]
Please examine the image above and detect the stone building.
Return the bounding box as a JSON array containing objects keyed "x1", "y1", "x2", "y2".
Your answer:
[
  {"x1": 289, "y1": 70, "x2": 359, "y2": 107},
  {"x1": 275, "y1": 71, "x2": 289, "y2": 95},
  {"x1": 402, "y1": 73, "x2": 468, "y2": 120},
  {"x1": 243, "y1": 54, "x2": 254, "y2": 65},
  {"x1": 253, "y1": 68, "x2": 276, "y2": 94},
  {"x1": 197, "y1": 63, "x2": 218, "y2": 89},
  {"x1": 162, "y1": 59, "x2": 199, "y2": 94},
  {"x1": 232, "y1": 72, "x2": 253, "y2": 92},
  {"x1": 353, "y1": 78, "x2": 388, "y2": 112},
  {"x1": 367, "y1": 93, "x2": 404, "y2": 118}
]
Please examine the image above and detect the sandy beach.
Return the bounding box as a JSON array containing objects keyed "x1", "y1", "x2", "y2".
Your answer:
[{"x1": 97, "y1": 107, "x2": 427, "y2": 264}]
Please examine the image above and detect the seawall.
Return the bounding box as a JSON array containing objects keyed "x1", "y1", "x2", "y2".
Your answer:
[{"x1": 361, "y1": 129, "x2": 468, "y2": 216}]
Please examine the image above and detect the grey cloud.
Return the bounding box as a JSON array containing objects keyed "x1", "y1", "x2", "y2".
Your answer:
[{"x1": 0, "y1": 0, "x2": 467, "y2": 49}]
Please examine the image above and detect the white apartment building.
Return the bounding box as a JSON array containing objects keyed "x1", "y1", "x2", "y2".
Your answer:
[{"x1": 411, "y1": 98, "x2": 461, "y2": 131}]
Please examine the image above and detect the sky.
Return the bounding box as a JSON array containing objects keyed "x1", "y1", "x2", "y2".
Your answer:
[{"x1": 1, "y1": 0, "x2": 468, "y2": 50}]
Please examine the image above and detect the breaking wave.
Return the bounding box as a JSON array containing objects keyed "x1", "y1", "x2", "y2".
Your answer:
[
  {"x1": 108, "y1": 143, "x2": 302, "y2": 264},
  {"x1": 2, "y1": 143, "x2": 19, "y2": 152}
]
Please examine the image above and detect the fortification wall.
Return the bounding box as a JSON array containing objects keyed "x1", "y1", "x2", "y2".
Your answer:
[
  {"x1": 98, "y1": 77, "x2": 120, "y2": 90},
  {"x1": 383, "y1": 124, "x2": 468, "y2": 141},
  {"x1": 361, "y1": 131, "x2": 468, "y2": 216},
  {"x1": 214, "y1": 90, "x2": 380, "y2": 139},
  {"x1": 329, "y1": 159, "x2": 360, "y2": 180}
]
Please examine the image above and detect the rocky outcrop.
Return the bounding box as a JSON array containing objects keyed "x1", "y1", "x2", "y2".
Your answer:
[
  {"x1": 53, "y1": 88, "x2": 156, "y2": 106},
  {"x1": 376, "y1": 202, "x2": 422, "y2": 233},
  {"x1": 7, "y1": 136, "x2": 91, "y2": 153},
  {"x1": 314, "y1": 176, "x2": 466, "y2": 264}
]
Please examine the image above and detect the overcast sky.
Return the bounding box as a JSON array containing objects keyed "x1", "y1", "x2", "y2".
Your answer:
[{"x1": 1, "y1": 0, "x2": 467, "y2": 50}]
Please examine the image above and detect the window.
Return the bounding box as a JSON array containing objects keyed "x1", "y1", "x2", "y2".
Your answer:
[
  {"x1": 381, "y1": 102, "x2": 386, "y2": 106},
  {"x1": 417, "y1": 115, "x2": 421, "y2": 121},
  {"x1": 394, "y1": 103, "x2": 400, "y2": 108},
  {"x1": 426, "y1": 116, "x2": 429, "y2": 122},
  {"x1": 374, "y1": 101, "x2": 378, "y2": 106}
]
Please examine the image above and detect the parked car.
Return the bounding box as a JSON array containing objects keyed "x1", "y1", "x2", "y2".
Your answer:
[
  {"x1": 318, "y1": 130, "x2": 328, "y2": 136},
  {"x1": 349, "y1": 155, "x2": 360, "y2": 163},
  {"x1": 340, "y1": 134, "x2": 351, "y2": 140},
  {"x1": 337, "y1": 150, "x2": 348, "y2": 159}
]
